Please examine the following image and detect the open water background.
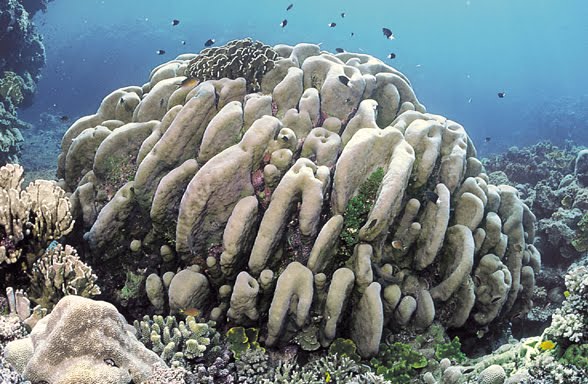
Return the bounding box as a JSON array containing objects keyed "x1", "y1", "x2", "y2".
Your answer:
[{"x1": 20, "y1": 0, "x2": 588, "y2": 156}]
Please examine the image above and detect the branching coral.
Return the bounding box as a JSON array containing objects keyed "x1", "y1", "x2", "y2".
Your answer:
[
  {"x1": 0, "y1": 164, "x2": 74, "y2": 267},
  {"x1": 27, "y1": 243, "x2": 100, "y2": 310},
  {"x1": 544, "y1": 264, "x2": 588, "y2": 344},
  {"x1": 133, "y1": 314, "x2": 221, "y2": 369}
]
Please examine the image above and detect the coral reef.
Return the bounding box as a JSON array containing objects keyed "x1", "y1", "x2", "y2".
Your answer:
[
  {"x1": 55, "y1": 40, "x2": 541, "y2": 359},
  {"x1": 0, "y1": 0, "x2": 49, "y2": 165},
  {"x1": 484, "y1": 142, "x2": 587, "y2": 339},
  {"x1": 484, "y1": 141, "x2": 587, "y2": 264},
  {"x1": 4, "y1": 295, "x2": 163, "y2": 383},
  {"x1": 415, "y1": 262, "x2": 588, "y2": 384},
  {"x1": 0, "y1": 164, "x2": 74, "y2": 271}
]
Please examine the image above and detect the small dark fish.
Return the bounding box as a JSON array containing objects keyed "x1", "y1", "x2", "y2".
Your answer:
[
  {"x1": 350, "y1": 32, "x2": 355, "y2": 36},
  {"x1": 498, "y1": 92, "x2": 506, "y2": 98},
  {"x1": 387, "y1": 53, "x2": 396, "y2": 59},
  {"x1": 338, "y1": 75, "x2": 349, "y2": 86},
  {"x1": 328, "y1": 22, "x2": 337, "y2": 27},
  {"x1": 280, "y1": 19, "x2": 288, "y2": 28},
  {"x1": 286, "y1": 3, "x2": 293, "y2": 11},
  {"x1": 491, "y1": 296, "x2": 502, "y2": 304},
  {"x1": 171, "y1": 19, "x2": 180, "y2": 26},
  {"x1": 156, "y1": 49, "x2": 166, "y2": 55},
  {"x1": 424, "y1": 191, "x2": 439, "y2": 203},
  {"x1": 485, "y1": 137, "x2": 491, "y2": 143},
  {"x1": 59, "y1": 115, "x2": 69, "y2": 122},
  {"x1": 392, "y1": 240, "x2": 404, "y2": 250},
  {"x1": 181, "y1": 40, "x2": 186, "y2": 45},
  {"x1": 335, "y1": 47, "x2": 345, "y2": 53},
  {"x1": 204, "y1": 38, "x2": 215, "y2": 47},
  {"x1": 159, "y1": 98, "x2": 164, "y2": 108},
  {"x1": 340, "y1": 12, "x2": 346, "y2": 18},
  {"x1": 382, "y1": 27, "x2": 394, "y2": 39}
]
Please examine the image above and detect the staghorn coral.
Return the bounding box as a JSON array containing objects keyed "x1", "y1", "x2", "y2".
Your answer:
[
  {"x1": 187, "y1": 38, "x2": 279, "y2": 92},
  {"x1": 57, "y1": 41, "x2": 540, "y2": 358},
  {"x1": 27, "y1": 243, "x2": 100, "y2": 310}
]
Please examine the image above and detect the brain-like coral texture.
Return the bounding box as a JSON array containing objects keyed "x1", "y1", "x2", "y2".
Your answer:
[
  {"x1": 4, "y1": 295, "x2": 163, "y2": 383},
  {"x1": 56, "y1": 39, "x2": 540, "y2": 357}
]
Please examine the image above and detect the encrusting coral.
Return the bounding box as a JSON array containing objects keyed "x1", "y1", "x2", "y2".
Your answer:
[{"x1": 55, "y1": 39, "x2": 540, "y2": 360}]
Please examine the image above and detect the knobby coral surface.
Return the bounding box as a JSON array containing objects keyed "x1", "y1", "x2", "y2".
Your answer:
[
  {"x1": 4, "y1": 295, "x2": 163, "y2": 383},
  {"x1": 56, "y1": 39, "x2": 540, "y2": 358},
  {"x1": 0, "y1": 164, "x2": 74, "y2": 267}
]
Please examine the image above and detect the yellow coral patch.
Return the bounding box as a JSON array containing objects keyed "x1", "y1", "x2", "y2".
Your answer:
[{"x1": 540, "y1": 340, "x2": 556, "y2": 351}]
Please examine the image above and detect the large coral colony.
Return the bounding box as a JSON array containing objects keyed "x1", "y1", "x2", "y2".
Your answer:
[{"x1": 0, "y1": 38, "x2": 586, "y2": 383}]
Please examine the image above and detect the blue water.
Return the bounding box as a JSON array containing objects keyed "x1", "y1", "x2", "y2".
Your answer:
[{"x1": 21, "y1": 0, "x2": 588, "y2": 155}]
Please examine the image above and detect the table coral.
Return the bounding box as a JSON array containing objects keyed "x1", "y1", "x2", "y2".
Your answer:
[{"x1": 57, "y1": 40, "x2": 541, "y2": 358}]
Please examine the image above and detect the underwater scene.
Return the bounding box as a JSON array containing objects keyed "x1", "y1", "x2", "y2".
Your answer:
[{"x1": 1, "y1": 0, "x2": 587, "y2": 383}]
